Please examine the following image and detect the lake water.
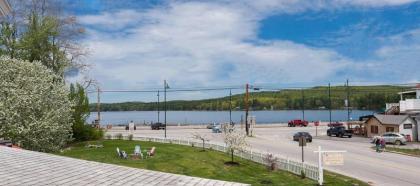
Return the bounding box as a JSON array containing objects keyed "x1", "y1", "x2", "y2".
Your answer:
[{"x1": 88, "y1": 110, "x2": 375, "y2": 125}]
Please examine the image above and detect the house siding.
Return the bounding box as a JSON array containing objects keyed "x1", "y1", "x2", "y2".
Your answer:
[
  {"x1": 399, "y1": 118, "x2": 417, "y2": 141},
  {"x1": 365, "y1": 118, "x2": 399, "y2": 138}
]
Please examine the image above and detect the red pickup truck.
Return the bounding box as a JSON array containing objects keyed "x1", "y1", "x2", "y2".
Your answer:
[{"x1": 288, "y1": 119, "x2": 308, "y2": 127}]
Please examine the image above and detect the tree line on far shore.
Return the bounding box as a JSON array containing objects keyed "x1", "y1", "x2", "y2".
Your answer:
[{"x1": 90, "y1": 85, "x2": 410, "y2": 112}]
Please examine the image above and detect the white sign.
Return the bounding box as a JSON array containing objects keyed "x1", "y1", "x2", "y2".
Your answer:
[{"x1": 323, "y1": 152, "x2": 344, "y2": 165}]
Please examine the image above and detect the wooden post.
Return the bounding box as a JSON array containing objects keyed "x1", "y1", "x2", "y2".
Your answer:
[
  {"x1": 245, "y1": 84, "x2": 249, "y2": 136},
  {"x1": 96, "y1": 87, "x2": 101, "y2": 125}
]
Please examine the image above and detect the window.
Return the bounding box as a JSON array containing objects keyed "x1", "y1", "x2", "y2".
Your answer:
[
  {"x1": 386, "y1": 127, "x2": 395, "y2": 132},
  {"x1": 403, "y1": 124, "x2": 412, "y2": 129},
  {"x1": 371, "y1": 126, "x2": 378, "y2": 134}
]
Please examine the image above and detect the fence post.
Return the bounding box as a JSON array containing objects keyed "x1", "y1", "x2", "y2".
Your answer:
[{"x1": 318, "y1": 146, "x2": 324, "y2": 185}]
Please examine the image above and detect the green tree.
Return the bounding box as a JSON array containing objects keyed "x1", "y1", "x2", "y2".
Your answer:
[
  {"x1": 69, "y1": 83, "x2": 103, "y2": 141},
  {"x1": 0, "y1": 22, "x2": 18, "y2": 58},
  {"x1": 19, "y1": 12, "x2": 68, "y2": 77}
]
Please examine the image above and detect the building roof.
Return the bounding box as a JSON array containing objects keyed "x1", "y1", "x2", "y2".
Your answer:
[
  {"x1": 373, "y1": 114, "x2": 409, "y2": 125},
  {"x1": 0, "y1": 0, "x2": 11, "y2": 17}
]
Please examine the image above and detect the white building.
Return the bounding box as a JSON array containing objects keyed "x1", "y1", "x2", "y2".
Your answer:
[
  {"x1": 384, "y1": 86, "x2": 420, "y2": 141},
  {"x1": 398, "y1": 88, "x2": 420, "y2": 114}
]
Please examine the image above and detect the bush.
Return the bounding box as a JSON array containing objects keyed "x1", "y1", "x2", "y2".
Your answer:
[
  {"x1": 0, "y1": 57, "x2": 72, "y2": 152},
  {"x1": 105, "y1": 134, "x2": 112, "y2": 140},
  {"x1": 263, "y1": 153, "x2": 278, "y2": 171},
  {"x1": 128, "y1": 134, "x2": 133, "y2": 141},
  {"x1": 300, "y1": 170, "x2": 306, "y2": 179},
  {"x1": 115, "y1": 133, "x2": 123, "y2": 140},
  {"x1": 73, "y1": 124, "x2": 103, "y2": 142}
]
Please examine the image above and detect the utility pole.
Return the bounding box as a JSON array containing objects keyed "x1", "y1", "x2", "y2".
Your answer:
[
  {"x1": 157, "y1": 90, "x2": 160, "y2": 123},
  {"x1": 229, "y1": 89, "x2": 232, "y2": 125},
  {"x1": 346, "y1": 79, "x2": 350, "y2": 122},
  {"x1": 301, "y1": 88, "x2": 305, "y2": 121},
  {"x1": 328, "y1": 83, "x2": 332, "y2": 125},
  {"x1": 245, "y1": 83, "x2": 249, "y2": 136},
  {"x1": 164, "y1": 80, "x2": 168, "y2": 138},
  {"x1": 96, "y1": 87, "x2": 101, "y2": 125}
]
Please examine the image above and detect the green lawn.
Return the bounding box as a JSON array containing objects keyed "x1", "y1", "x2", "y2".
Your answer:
[
  {"x1": 57, "y1": 140, "x2": 367, "y2": 186},
  {"x1": 386, "y1": 147, "x2": 420, "y2": 157}
]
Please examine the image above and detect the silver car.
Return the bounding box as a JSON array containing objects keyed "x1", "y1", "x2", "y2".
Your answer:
[{"x1": 373, "y1": 132, "x2": 407, "y2": 145}]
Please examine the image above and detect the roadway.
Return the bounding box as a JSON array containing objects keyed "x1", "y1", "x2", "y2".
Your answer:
[{"x1": 107, "y1": 125, "x2": 420, "y2": 186}]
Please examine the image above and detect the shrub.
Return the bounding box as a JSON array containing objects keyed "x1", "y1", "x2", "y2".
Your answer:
[
  {"x1": 0, "y1": 57, "x2": 72, "y2": 152},
  {"x1": 105, "y1": 134, "x2": 112, "y2": 140},
  {"x1": 115, "y1": 133, "x2": 123, "y2": 140},
  {"x1": 263, "y1": 153, "x2": 278, "y2": 171},
  {"x1": 300, "y1": 170, "x2": 306, "y2": 179},
  {"x1": 128, "y1": 134, "x2": 133, "y2": 141},
  {"x1": 72, "y1": 124, "x2": 104, "y2": 142}
]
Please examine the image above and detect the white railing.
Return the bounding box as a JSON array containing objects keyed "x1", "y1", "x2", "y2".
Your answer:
[
  {"x1": 400, "y1": 99, "x2": 420, "y2": 113},
  {"x1": 110, "y1": 135, "x2": 319, "y2": 181}
]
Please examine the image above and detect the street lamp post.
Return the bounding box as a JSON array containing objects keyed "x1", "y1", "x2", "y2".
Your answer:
[
  {"x1": 328, "y1": 83, "x2": 332, "y2": 125},
  {"x1": 229, "y1": 89, "x2": 232, "y2": 125},
  {"x1": 157, "y1": 90, "x2": 160, "y2": 123},
  {"x1": 164, "y1": 80, "x2": 169, "y2": 138}
]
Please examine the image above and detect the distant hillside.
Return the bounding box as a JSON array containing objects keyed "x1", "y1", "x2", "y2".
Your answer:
[{"x1": 89, "y1": 85, "x2": 413, "y2": 112}]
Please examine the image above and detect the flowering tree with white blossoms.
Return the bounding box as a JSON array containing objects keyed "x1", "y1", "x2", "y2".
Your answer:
[
  {"x1": 0, "y1": 57, "x2": 73, "y2": 152},
  {"x1": 192, "y1": 132, "x2": 210, "y2": 151},
  {"x1": 222, "y1": 124, "x2": 248, "y2": 164}
]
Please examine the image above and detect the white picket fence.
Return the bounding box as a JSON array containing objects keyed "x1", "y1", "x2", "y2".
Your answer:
[{"x1": 112, "y1": 135, "x2": 319, "y2": 181}]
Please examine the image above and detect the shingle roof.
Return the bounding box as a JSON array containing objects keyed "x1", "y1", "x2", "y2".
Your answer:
[{"x1": 373, "y1": 114, "x2": 409, "y2": 125}]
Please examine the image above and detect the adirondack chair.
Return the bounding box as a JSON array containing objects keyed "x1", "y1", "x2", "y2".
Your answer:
[
  {"x1": 116, "y1": 147, "x2": 128, "y2": 159},
  {"x1": 116, "y1": 147, "x2": 121, "y2": 157},
  {"x1": 147, "y1": 147, "x2": 156, "y2": 157},
  {"x1": 131, "y1": 145, "x2": 143, "y2": 159}
]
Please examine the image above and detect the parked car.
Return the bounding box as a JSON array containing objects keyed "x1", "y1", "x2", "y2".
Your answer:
[
  {"x1": 212, "y1": 125, "x2": 222, "y2": 133},
  {"x1": 327, "y1": 122, "x2": 344, "y2": 127},
  {"x1": 293, "y1": 132, "x2": 312, "y2": 142},
  {"x1": 0, "y1": 140, "x2": 12, "y2": 147},
  {"x1": 372, "y1": 133, "x2": 407, "y2": 145},
  {"x1": 288, "y1": 119, "x2": 308, "y2": 127},
  {"x1": 327, "y1": 126, "x2": 353, "y2": 138},
  {"x1": 207, "y1": 122, "x2": 216, "y2": 129},
  {"x1": 151, "y1": 122, "x2": 165, "y2": 130}
]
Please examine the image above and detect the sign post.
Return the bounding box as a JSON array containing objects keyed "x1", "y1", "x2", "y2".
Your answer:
[
  {"x1": 299, "y1": 136, "x2": 306, "y2": 162},
  {"x1": 314, "y1": 121, "x2": 320, "y2": 137},
  {"x1": 314, "y1": 146, "x2": 346, "y2": 185}
]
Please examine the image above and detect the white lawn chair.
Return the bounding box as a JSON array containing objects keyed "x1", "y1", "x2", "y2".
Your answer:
[
  {"x1": 116, "y1": 147, "x2": 121, "y2": 157},
  {"x1": 133, "y1": 145, "x2": 143, "y2": 159}
]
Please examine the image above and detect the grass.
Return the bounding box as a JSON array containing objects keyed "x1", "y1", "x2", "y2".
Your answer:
[
  {"x1": 385, "y1": 147, "x2": 420, "y2": 157},
  {"x1": 56, "y1": 140, "x2": 368, "y2": 186}
]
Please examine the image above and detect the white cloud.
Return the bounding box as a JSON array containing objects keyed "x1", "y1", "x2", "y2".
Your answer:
[
  {"x1": 78, "y1": 9, "x2": 144, "y2": 30},
  {"x1": 77, "y1": 1, "x2": 419, "y2": 102}
]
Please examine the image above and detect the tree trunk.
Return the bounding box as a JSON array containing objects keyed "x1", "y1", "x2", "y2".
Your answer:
[
  {"x1": 202, "y1": 140, "x2": 205, "y2": 151},
  {"x1": 231, "y1": 149, "x2": 234, "y2": 162}
]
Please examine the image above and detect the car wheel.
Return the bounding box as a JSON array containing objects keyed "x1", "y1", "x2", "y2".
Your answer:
[
  {"x1": 395, "y1": 140, "x2": 401, "y2": 145},
  {"x1": 309, "y1": 139, "x2": 312, "y2": 142},
  {"x1": 339, "y1": 133, "x2": 343, "y2": 138},
  {"x1": 327, "y1": 132, "x2": 331, "y2": 136},
  {"x1": 348, "y1": 135, "x2": 352, "y2": 138}
]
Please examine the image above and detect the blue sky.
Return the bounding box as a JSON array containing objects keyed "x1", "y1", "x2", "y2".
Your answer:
[{"x1": 65, "y1": 0, "x2": 420, "y2": 102}]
